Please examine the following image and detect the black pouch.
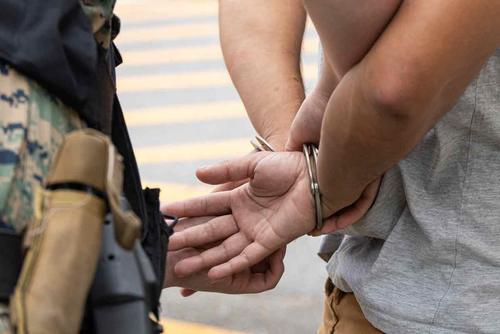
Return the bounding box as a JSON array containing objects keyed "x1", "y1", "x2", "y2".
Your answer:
[
  {"x1": 0, "y1": 230, "x2": 22, "y2": 303},
  {"x1": 142, "y1": 188, "x2": 171, "y2": 313},
  {"x1": 111, "y1": 96, "x2": 169, "y2": 317}
]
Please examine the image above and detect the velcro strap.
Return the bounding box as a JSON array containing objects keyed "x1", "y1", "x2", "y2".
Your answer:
[{"x1": 0, "y1": 230, "x2": 22, "y2": 303}]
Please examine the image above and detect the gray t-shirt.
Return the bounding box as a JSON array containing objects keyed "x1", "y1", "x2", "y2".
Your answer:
[{"x1": 327, "y1": 49, "x2": 500, "y2": 333}]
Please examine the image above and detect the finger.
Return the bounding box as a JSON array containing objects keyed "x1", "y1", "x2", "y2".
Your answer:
[
  {"x1": 311, "y1": 216, "x2": 339, "y2": 236},
  {"x1": 208, "y1": 151, "x2": 255, "y2": 190},
  {"x1": 285, "y1": 132, "x2": 321, "y2": 152},
  {"x1": 263, "y1": 247, "x2": 285, "y2": 288},
  {"x1": 164, "y1": 248, "x2": 201, "y2": 288},
  {"x1": 162, "y1": 191, "x2": 231, "y2": 218},
  {"x1": 212, "y1": 179, "x2": 248, "y2": 193},
  {"x1": 180, "y1": 288, "x2": 197, "y2": 297},
  {"x1": 174, "y1": 216, "x2": 222, "y2": 250},
  {"x1": 285, "y1": 133, "x2": 306, "y2": 152},
  {"x1": 314, "y1": 194, "x2": 371, "y2": 235},
  {"x1": 173, "y1": 218, "x2": 223, "y2": 250},
  {"x1": 324, "y1": 178, "x2": 381, "y2": 232},
  {"x1": 174, "y1": 216, "x2": 215, "y2": 233},
  {"x1": 245, "y1": 247, "x2": 286, "y2": 293},
  {"x1": 196, "y1": 152, "x2": 270, "y2": 185},
  {"x1": 335, "y1": 200, "x2": 371, "y2": 230},
  {"x1": 250, "y1": 258, "x2": 269, "y2": 274},
  {"x1": 174, "y1": 233, "x2": 248, "y2": 277},
  {"x1": 208, "y1": 242, "x2": 275, "y2": 280},
  {"x1": 168, "y1": 215, "x2": 238, "y2": 251},
  {"x1": 249, "y1": 247, "x2": 286, "y2": 274},
  {"x1": 280, "y1": 246, "x2": 287, "y2": 260},
  {"x1": 285, "y1": 120, "x2": 321, "y2": 152}
]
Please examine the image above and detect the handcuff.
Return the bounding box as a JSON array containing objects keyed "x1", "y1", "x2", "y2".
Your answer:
[{"x1": 250, "y1": 135, "x2": 324, "y2": 231}]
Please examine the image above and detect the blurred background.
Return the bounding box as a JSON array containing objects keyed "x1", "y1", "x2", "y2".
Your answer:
[{"x1": 115, "y1": 0, "x2": 325, "y2": 333}]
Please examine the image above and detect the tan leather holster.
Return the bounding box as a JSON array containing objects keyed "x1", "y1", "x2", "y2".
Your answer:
[{"x1": 10, "y1": 129, "x2": 141, "y2": 334}]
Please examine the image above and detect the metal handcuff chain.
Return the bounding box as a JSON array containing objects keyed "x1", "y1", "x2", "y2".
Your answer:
[{"x1": 250, "y1": 135, "x2": 324, "y2": 231}]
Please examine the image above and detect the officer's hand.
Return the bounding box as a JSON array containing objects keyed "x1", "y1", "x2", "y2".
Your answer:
[
  {"x1": 165, "y1": 248, "x2": 285, "y2": 294},
  {"x1": 164, "y1": 216, "x2": 285, "y2": 293},
  {"x1": 164, "y1": 151, "x2": 323, "y2": 280},
  {"x1": 164, "y1": 217, "x2": 286, "y2": 296}
]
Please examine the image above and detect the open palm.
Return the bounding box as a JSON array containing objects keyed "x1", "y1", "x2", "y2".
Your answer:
[
  {"x1": 165, "y1": 216, "x2": 286, "y2": 294},
  {"x1": 166, "y1": 246, "x2": 285, "y2": 294},
  {"x1": 164, "y1": 152, "x2": 317, "y2": 280}
]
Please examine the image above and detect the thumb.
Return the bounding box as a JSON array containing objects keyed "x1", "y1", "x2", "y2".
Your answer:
[
  {"x1": 284, "y1": 134, "x2": 301, "y2": 152},
  {"x1": 196, "y1": 151, "x2": 270, "y2": 185},
  {"x1": 285, "y1": 120, "x2": 321, "y2": 152}
]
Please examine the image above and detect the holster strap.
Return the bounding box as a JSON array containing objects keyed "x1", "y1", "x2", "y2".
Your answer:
[{"x1": 0, "y1": 230, "x2": 22, "y2": 303}]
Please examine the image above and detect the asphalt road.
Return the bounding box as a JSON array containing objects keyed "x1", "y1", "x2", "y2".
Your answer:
[{"x1": 115, "y1": 1, "x2": 327, "y2": 332}]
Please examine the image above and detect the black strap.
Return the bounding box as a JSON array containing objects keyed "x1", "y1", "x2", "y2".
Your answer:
[
  {"x1": 46, "y1": 182, "x2": 107, "y2": 201},
  {"x1": 0, "y1": 0, "x2": 97, "y2": 113},
  {"x1": 111, "y1": 96, "x2": 147, "y2": 226},
  {"x1": 0, "y1": 230, "x2": 22, "y2": 303}
]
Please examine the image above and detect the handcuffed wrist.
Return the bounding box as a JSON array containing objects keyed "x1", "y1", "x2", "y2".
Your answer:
[{"x1": 263, "y1": 131, "x2": 289, "y2": 151}]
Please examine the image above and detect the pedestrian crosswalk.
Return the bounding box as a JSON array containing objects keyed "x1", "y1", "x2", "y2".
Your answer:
[
  {"x1": 118, "y1": 63, "x2": 318, "y2": 92},
  {"x1": 115, "y1": 1, "x2": 319, "y2": 332},
  {"x1": 116, "y1": 3, "x2": 318, "y2": 202},
  {"x1": 135, "y1": 138, "x2": 250, "y2": 164},
  {"x1": 123, "y1": 101, "x2": 245, "y2": 127}
]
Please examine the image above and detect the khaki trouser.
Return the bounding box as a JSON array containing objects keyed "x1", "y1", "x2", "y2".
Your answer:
[{"x1": 318, "y1": 279, "x2": 383, "y2": 334}]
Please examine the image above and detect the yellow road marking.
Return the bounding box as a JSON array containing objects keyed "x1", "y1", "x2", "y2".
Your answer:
[
  {"x1": 161, "y1": 318, "x2": 246, "y2": 334},
  {"x1": 121, "y1": 37, "x2": 318, "y2": 66},
  {"x1": 118, "y1": 63, "x2": 317, "y2": 92},
  {"x1": 135, "y1": 138, "x2": 250, "y2": 164},
  {"x1": 117, "y1": 22, "x2": 218, "y2": 44},
  {"x1": 124, "y1": 101, "x2": 245, "y2": 127},
  {"x1": 142, "y1": 181, "x2": 211, "y2": 203}
]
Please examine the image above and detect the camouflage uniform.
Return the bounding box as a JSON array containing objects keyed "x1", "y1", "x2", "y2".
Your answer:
[{"x1": 0, "y1": 1, "x2": 117, "y2": 332}]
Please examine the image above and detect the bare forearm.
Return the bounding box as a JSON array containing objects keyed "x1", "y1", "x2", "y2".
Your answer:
[
  {"x1": 219, "y1": 0, "x2": 306, "y2": 149},
  {"x1": 304, "y1": 0, "x2": 401, "y2": 78},
  {"x1": 317, "y1": 1, "x2": 500, "y2": 216}
]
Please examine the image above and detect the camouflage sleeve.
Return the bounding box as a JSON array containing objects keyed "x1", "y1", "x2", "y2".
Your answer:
[{"x1": 0, "y1": 61, "x2": 84, "y2": 233}]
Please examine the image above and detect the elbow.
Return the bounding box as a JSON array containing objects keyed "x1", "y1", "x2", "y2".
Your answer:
[{"x1": 362, "y1": 64, "x2": 427, "y2": 123}]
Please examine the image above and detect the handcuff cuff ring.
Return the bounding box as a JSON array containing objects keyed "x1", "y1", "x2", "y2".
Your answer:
[
  {"x1": 303, "y1": 144, "x2": 324, "y2": 231},
  {"x1": 250, "y1": 135, "x2": 324, "y2": 230}
]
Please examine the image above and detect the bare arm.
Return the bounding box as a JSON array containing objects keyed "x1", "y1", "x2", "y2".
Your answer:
[
  {"x1": 317, "y1": 0, "x2": 500, "y2": 218},
  {"x1": 285, "y1": 0, "x2": 399, "y2": 151},
  {"x1": 284, "y1": 53, "x2": 338, "y2": 150},
  {"x1": 219, "y1": 0, "x2": 306, "y2": 150},
  {"x1": 304, "y1": 0, "x2": 401, "y2": 78}
]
